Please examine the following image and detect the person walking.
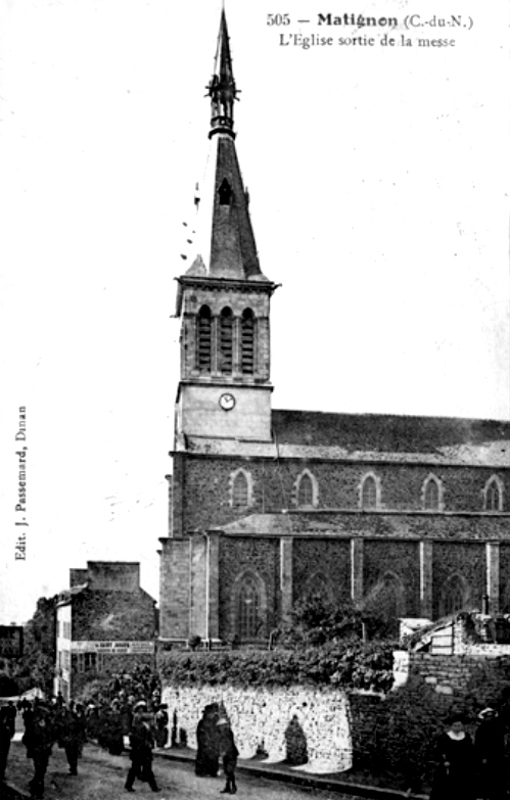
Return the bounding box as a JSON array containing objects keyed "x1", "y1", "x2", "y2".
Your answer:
[
  {"x1": 195, "y1": 703, "x2": 220, "y2": 777},
  {"x1": 24, "y1": 703, "x2": 56, "y2": 800},
  {"x1": 217, "y1": 717, "x2": 238, "y2": 795},
  {"x1": 0, "y1": 706, "x2": 14, "y2": 782},
  {"x1": 429, "y1": 714, "x2": 476, "y2": 800},
  {"x1": 474, "y1": 707, "x2": 508, "y2": 800},
  {"x1": 125, "y1": 702, "x2": 159, "y2": 793}
]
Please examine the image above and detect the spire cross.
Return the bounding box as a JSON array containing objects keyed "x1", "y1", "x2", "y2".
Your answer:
[{"x1": 206, "y1": 9, "x2": 240, "y2": 138}]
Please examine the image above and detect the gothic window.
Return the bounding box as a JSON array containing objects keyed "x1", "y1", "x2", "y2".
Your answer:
[
  {"x1": 218, "y1": 178, "x2": 233, "y2": 206},
  {"x1": 439, "y1": 574, "x2": 468, "y2": 618},
  {"x1": 197, "y1": 305, "x2": 212, "y2": 372},
  {"x1": 237, "y1": 576, "x2": 260, "y2": 640},
  {"x1": 241, "y1": 308, "x2": 255, "y2": 374},
  {"x1": 423, "y1": 475, "x2": 442, "y2": 511},
  {"x1": 304, "y1": 572, "x2": 332, "y2": 602},
  {"x1": 484, "y1": 476, "x2": 503, "y2": 512},
  {"x1": 368, "y1": 572, "x2": 406, "y2": 618},
  {"x1": 219, "y1": 307, "x2": 233, "y2": 374},
  {"x1": 230, "y1": 469, "x2": 251, "y2": 509},
  {"x1": 295, "y1": 469, "x2": 318, "y2": 508},
  {"x1": 360, "y1": 474, "x2": 378, "y2": 510}
]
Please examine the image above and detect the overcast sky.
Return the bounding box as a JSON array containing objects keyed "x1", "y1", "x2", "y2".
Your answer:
[{"x1": 0, "y1": 0, "x2": 508, "y2": 625}]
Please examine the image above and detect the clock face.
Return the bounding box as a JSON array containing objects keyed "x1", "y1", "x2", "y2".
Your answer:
[{"x1": 219, "y1": 392, "x2": 236, "y2": 411}]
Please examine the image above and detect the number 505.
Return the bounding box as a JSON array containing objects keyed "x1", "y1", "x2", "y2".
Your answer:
[{"x1": 267, "y1": 13, "x2": 290, "y2": 25}]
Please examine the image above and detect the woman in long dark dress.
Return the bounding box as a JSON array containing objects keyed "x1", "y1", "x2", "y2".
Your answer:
[
  {"x1": 195, "y1": 703, "x2": 220, "y2": 777},
  {"x1": 430, "y1": 716, "x2": 476, "y2": 800}
]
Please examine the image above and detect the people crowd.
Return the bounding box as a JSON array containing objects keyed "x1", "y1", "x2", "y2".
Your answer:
[
  {"x1": 1, "y1": 667, "x2": 507, "y2": 800},
  {"x1": 0, "y1": 665, "x2": 169, "y2": 798}
]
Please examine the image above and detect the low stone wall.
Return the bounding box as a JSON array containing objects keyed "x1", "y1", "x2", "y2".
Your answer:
[
  {"x1": 161, "y1": 684, "x2": 352, "y2": 774},
  {"x1": 410, "y1": 652, "x2": 510, "y2": 697}
]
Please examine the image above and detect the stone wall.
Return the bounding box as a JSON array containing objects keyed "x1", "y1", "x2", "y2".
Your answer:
[
  {"x1": 177, "y1": 458, "x2": 508, "y2": 532},
  {"x1": 161, "y1": 683, "x2": 352, "y2": 774},
  {"x1": 410, "y1": 652, "x2": 510, "y2": 696}
]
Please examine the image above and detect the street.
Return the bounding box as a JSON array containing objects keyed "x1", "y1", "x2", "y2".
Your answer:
[{"x1": 5, "y1": 741, "x2": 365, "y2": 800}]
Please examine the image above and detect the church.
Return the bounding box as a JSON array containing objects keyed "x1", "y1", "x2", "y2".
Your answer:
[{"x1": 158, "y1": 11, "x2": 510, "y2": 646}]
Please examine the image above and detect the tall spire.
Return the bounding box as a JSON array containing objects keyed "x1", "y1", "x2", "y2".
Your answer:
[
  {"x1": 206, "y1": 8, "x2": 239, "y2": 138},
  {"x1": 181, "y1": 8, "x2": 271, "y2": 283}
]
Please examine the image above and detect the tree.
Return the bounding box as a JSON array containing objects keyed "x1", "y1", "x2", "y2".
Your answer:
[
  {"x1": 277, "y1": 594, "x2": 364, "y2": 648},
  {"x1": 11, "y1": 595, "x2": 58, "y2": 695}
]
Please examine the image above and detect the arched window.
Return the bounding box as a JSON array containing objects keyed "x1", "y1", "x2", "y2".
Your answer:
[
  {"x1": 440, "y1": 574, "x2": 468, "y2": 618},
  {"x1": 297, "y1": 473, "x2": 314, "y2": 507},
  {"x1": 241, "y1": 308, "x2": 255, "y2": 374},
  {"x1": 304, "y1": 572, "x2": 332, "y2": 602},
  {"x1": 237, "y1": 576, "x2": 260, "y2": 640},
  {"x1": 360, "y1": 474, "x2": 378, "y2": 510},
  {"x1": 231, "y1": 470, "x2": 249, "y2": 508},
  {"x1": 197, "y1": 305, "x2": 212, "y2": 372},
  {"x1": 484, "y1": 476, "x2": 503, "y2": 512},
  {"x1": 423, "y1": 475, "x2": 442, "y2": 511},
  {"x1": 219, "y1": 307, "x2": 233, "y2": 374},
  {"x1": 368, "y1": 572, "x2": 406, "y2": 618}
]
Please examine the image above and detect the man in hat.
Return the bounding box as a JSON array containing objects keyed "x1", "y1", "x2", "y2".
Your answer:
[
  {"x1": 125, "y1": 703, "x2": 159, "y2": 793},
  {"x1": 217, "y1": 717, "x2": 238, "y2": 795},
  {"x1": 474, "y1": 707, "x2": 507, "y2": 800}
]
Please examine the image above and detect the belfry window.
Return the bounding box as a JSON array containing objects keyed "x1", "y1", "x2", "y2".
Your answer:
[
  {"x1": 237, "y1": 577, "x2": 260, "y2": 640},
  {"x1": 219, "y1": 307, "x2": 233, "y2": 374},
  {"x1": 361, "y1": 475, "x2": 378, "y2": 510},
  {"x1": 218, "y1": 178, "x2": 233, "y2": 206},
  {"x1": 241, "y1": 308, "x2": 255, "y2": 374},
  {"x1": 197, "y1": 305, "x2": 212, "y2": 372}
]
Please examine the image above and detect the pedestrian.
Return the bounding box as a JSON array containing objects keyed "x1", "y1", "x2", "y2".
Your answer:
[
  {"x1": 154, "y1": 704, "x2": 169, "y2": 749},
  {"x1": 23, "y1": 703, "x2": 56, "y2": 800},
  {"x1": 217, "y1": 717, "x2": 238, "y2": 795},
  {"x1": 57, "y1": 705, "x2": 83, "y2": 776},
  {"x1": 195, "y1": 703, "x2": 219, "y2": 777},
  {"x1": 0, "y1": 706, "x2": 14, "y2": 782},
  {"x1": 474, "y1": 707, "x2": 508, "y2": 800},
  {"x1": 429, "y1": 714, "x2": 476, "y2": 800},
  {"x1": 125, "y1": 702, "x2": 160, "y2": 793}
]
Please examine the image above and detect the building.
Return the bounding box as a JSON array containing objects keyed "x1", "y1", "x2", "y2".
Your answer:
[
  {"x1": 55, "y1": 562, "x2": 156, "y2": 700},
  {"x1": 158, "y1": 11, "x2": 510, "y2": 647}
]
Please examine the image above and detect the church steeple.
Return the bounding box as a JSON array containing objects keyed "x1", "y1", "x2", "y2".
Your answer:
[
  {"x1": 206, "y1": 9, "x2": 239, "y2": 138},
  {"x1": 174, "y1": 9, "x2": 276, "y2": 445},
  {"x1": 181, "y1": 7, "x2": 270, "y2": 283}
]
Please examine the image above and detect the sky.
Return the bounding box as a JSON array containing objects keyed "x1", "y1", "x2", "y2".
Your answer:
[{"x1": 0, "y1": 0, "x2": 509, "y2": 625}]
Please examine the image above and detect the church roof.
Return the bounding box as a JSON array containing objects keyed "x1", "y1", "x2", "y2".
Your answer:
[
  {"x1": 213, "y1": 511, "x2": 510, "y2": 538},
  {"x1": 181, "y1": 411, "x2": 509, "y2": 467},
  {"x1": 272, "y1": 410, "x2": 510, "y2": 456}
]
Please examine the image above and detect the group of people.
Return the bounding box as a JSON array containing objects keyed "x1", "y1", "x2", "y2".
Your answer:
[
  {"x1": 430, "y1": 707, "x2": 508, "y2": 800},
  {"x1": 19, "y1": 696, "x2": 87, "y2": 798},
  {"x1": 2, "y1": 687, "x2": 168, "y2": 798},
  {"x1": 195, "y1": 703, "x2": 239, "y2": 795}
]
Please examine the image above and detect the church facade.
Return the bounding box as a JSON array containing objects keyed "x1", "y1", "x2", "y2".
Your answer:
[{"x1": 158, "y1": 12, "x2": 510, "y2": 646}]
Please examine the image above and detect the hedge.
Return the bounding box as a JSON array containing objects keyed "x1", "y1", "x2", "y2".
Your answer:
[{"x1": 158, "y1": 640, "x2": 395, "y2": 692}]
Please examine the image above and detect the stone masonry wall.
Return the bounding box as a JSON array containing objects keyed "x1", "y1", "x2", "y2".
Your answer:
[
  {"x1": 410, "y1": 652, "x2": 510, "y2": 697},
  {"x1": 161, "y1": 683, "x2": 352, "y2": 774},
  {"x1": 179, "y1": 458, "x2": 508, "y2": 532}
]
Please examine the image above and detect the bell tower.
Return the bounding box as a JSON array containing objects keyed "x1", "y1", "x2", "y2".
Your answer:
[{"x1": 174, "y1": 9, "x2": 277, "y2": 444}]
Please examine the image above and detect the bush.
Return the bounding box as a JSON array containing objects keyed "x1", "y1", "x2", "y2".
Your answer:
[{"x1": 158, "y1": 640, "x2": 395, "y2": 692}]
